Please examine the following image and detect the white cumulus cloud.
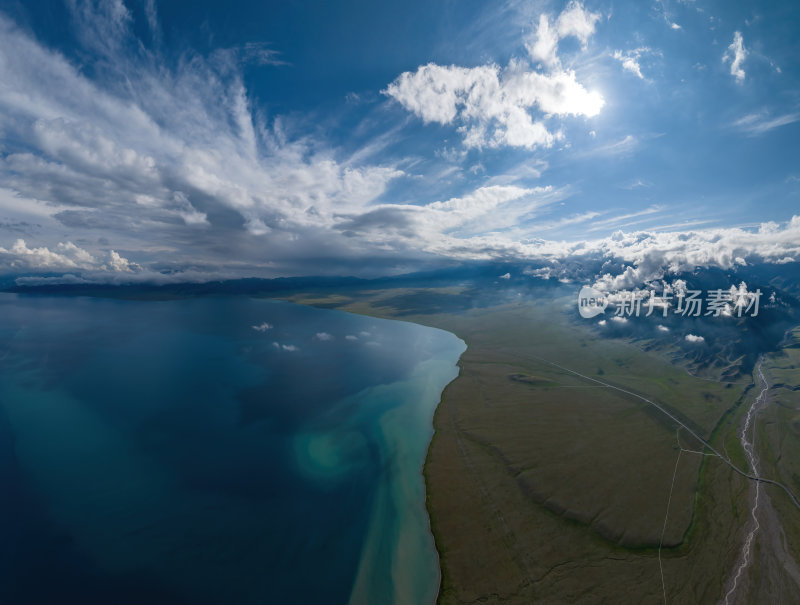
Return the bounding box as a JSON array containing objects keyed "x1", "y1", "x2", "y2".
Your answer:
[
  {"x1": 384, "y1": 2, "x2": 602, "y2": 150},
  {"x1": 385, "y1": 62, "x2": 602, "y2": 150},
  {"x1": 527, "y1": 1, "x2": 602, "y2": 68},
  {"x1": 106, "y1": 249, "x2": 140, "y2": 272},
  {"x1": 0, "y1": 238, "x2": 137, "y2": 273},
  {"x1": 272, "y1": 342, "x2": 299, "y2": 352}
]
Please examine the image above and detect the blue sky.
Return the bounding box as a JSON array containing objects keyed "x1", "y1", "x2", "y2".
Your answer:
[{"x1": 0, "y1": 0, "x2": 799, "y2": 283}]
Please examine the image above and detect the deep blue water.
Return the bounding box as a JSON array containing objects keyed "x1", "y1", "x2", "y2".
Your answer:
[{"x1": 0, "y1": 294, "x2": 464, "y2": 605}]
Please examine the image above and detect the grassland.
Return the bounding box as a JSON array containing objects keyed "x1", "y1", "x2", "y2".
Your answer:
[{"x1": 285, "y1": 286, "x2": 799, "y2": 604}]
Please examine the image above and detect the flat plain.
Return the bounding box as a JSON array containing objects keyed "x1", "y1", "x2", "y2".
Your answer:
[{"x1": 287, "y1": 286, "x2": 800, "y2": 605}]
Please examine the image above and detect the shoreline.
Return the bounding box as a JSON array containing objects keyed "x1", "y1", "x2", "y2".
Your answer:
[
  {"x1": 346, "y1": 333, "x2": 465, "y2": 605},
  {"x1": 422, "y1": 356, "x2": 465, "y2": 605}
]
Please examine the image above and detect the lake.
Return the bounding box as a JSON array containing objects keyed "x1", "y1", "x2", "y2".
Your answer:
[{"x1": 0, "y1": 294, "x2": 465, "y2": 605}]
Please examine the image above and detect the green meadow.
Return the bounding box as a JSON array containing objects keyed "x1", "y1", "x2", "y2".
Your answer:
[{"x1": 287, "y1": 286, "x2": 800, "y2": 605}]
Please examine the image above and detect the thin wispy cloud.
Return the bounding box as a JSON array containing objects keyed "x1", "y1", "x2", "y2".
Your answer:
[
  {"x1": 338, "y1": 185, "x2": 564, "y2": 243},
  {"x1": 585, "y1": 206, "x2": 665, "y2": 232},
  {"x1": 723, "y1": 31, "x2": 747, "y2": 82},
  {"x1": 653, "y1": 0, "x2": 682, "y2": 31},
  {"x1": 734, "y1": 111, "x2": 800, "y2": 136},
  {"x1": 646, "y1": 219, "x2": 717, "y2": 231},
  {"x1": 580, "y1": 134, "x2": 638, "y2": 157},
  {"x1": 612, "y1": 47, "x2": 660, "y2": 80},
  {"x1": 619, "y1": 179, "x2": 653, "y2": 190},
  {"x1": 530, "y1": 211, "x2": 603, "y2": 232},
  {"x1": 0, "y1": 7, "x2": 402, "y2": 275},
  {"x1": 0, "y1": 1, "x2": 797, "y2": 288}
]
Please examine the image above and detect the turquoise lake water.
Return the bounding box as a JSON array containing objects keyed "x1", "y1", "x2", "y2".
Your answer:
[{"x1": 0, "y1": 294, "x2": 465, "y2": 605}]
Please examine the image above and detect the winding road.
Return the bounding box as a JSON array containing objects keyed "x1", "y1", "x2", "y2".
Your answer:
[{"x1": 534, "y1": 356, "x2": 800, "y2": 511}]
